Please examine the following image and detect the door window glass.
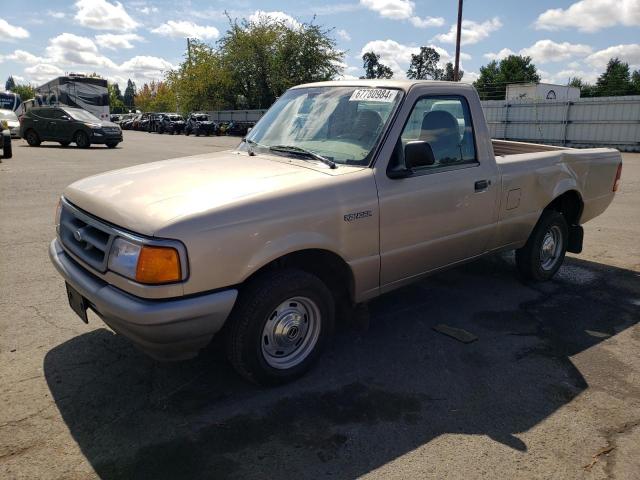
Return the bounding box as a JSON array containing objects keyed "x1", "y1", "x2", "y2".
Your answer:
[{"x1": 400, "y1": 96, "x2": 477, "y2": 169}]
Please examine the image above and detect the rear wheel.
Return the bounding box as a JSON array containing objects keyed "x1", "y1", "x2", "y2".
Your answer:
[
  {"x1": 74, "y1": 131, "x2": 90, "y2": 149},
  {"x1": 516, "y1": 210, "x2": 568, "y2": 281},
  {"x1": 25, "y1": 129, "x2": 40, "y2": 147},
  {"x1": 225, "y1": 269, "x2": 334, "y2": 385}
]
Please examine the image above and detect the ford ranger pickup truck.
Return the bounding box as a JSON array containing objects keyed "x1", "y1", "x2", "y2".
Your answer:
[{"x1": 49, "y1": 80, "x2": 623, "y2": 385}]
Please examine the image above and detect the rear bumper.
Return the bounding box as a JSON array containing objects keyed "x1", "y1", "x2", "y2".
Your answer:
[{"x1": 49, "y1": 239, "x2": 238, "y2": 360}]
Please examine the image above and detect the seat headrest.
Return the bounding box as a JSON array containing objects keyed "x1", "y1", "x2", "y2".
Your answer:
[{"x1": 420, "y1": 110, "x2": 460, "y2": 144}]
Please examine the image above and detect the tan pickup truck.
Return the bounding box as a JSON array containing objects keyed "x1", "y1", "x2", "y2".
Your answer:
[{"x1": 50, "y1": 80, "x2": 622, "y2": 384}]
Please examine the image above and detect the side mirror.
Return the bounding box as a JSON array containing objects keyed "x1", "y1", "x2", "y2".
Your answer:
[
  {"x1": 404, "y1": 141, "x2": 435, "y2": 170},
  {"x1": 247, "y1": 127, "x2": 253, "y2": 133}
]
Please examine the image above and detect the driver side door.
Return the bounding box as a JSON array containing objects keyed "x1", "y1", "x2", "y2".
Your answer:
[{"x1": 375, "y1": 94, "x2": 499, "y2": 290}]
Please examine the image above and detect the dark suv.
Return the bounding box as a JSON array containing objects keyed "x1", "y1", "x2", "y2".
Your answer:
[
  {"x1": 20, "y1": 106, "x2": 122, "y2": 148},
  {"x1": 184, "y1": 113, "x2": 217, "y2": 136},
  {"x1": 155, "y1": 113, "x2": 186, "y2": 134}
]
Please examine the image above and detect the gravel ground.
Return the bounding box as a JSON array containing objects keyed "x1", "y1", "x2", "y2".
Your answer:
[{"x1": 1, "y1": 131, "x2": 639, "y2": 479}]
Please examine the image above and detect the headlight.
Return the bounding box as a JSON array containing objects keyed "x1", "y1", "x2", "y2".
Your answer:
[
  {"x1": 108, "y1": 237, "x2": 182, "y2": 284},
  {"x1": 85, "y1": 123, "x2": 103, "y2": 129}
]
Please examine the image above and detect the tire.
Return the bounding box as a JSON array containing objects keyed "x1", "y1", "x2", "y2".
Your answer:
[
  {"x1": 59, "y1": 141, "x2": 71, "y2": 147},
  {"x1": 25, "y1": 129, "x2": 41, "y2": 147},
  {"x1": 225, "y1": 269, "x2": 335, "y2": 385},
  {"x1": 158, "y1": 126, "x2": 165, "y2": 134},
  {"x1": 195, "y1": 129, "x2": 200, "y2": 137},
  {"x1": 184, "y1": 129, "x2": 190, "y2": 136},
  {"x1": 106, "y1": 142, "x2": 119, "y2": 149},
  {"x1": 74, "y1": 131, "x2": 90, "y2": 149},
  {"x1": 516, "y1": 210, "x2": 568, "y2": 281}
]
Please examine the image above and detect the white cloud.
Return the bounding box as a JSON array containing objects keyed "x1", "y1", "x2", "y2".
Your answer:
[
  {"x1": 360, "y1": 0, "x2": 413, "y2": 19},
  {"x1": 96, "y1": 33, "x2": 143, "y2": 49},
  {"x1": 360, "y1": 39, "x2": 452, "y2": 77},
  {"x1": 484, "y1": 40, "x2": 594, "y2": 65},
  {"x1": 46, "y1": 33, "x2": 118, "y2": 69},
  {"x1": 483, "y1": 48, "x2": 516, "y2": 61},
  {"x1": 74, "y1": 0, "x2": 139, "y2": 31},
  {"x1": 137, "y1": 5, "x2": 158, "y2": 15},
  {"x1": 248, "y1": 10, "x2": 301, "y2": 29},
  {"x1": 520, "y1": 40, "x2": 593, "y2": 63},
  {"x1": 47, "y1": 11, "x2": 66, "y2": 19},
  {"x1": 0, "y1": 19, "x2": 30, "y2": 41},
  {"x1": 24, "y1": 64, "x2": 65, "y2": 83},
  {"x1": 409, "y1": 16, "x2": 445, "y2": 28},
  {"x1": 434, "y1": 17, "x2": 502, "y2": 46},
  {"x1": 360, "y1": 0, "x2": 444, "y2": 28},
  {"x1": 461, "y1": 71, "x2": 479, "y2": 84},
  {"x1": 545, "y1": 69, "x2": 599, "y2": 84},
  {"x1": 336, "y1": 29, "x2": 351, "y2": 41},
  {"x1": 151, "y1": 20, "x2": 219, "y2": 40},
  {"x1": 119, "y1": 55, "x2": 174, "y2": 78},
  {"x1": 585, "y1": 43, "x2": 640, "y2": 69},
  {"x1": 535, "y1": 0, "x2": 640, "y2": 33},
  {"x1": 3, "y1": 50, "x2": 46, "y2": 64}
]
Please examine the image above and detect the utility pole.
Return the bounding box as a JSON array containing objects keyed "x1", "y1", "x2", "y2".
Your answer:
[{"x1": 453, "y1": 0, "x2": 463, "y2": 81}]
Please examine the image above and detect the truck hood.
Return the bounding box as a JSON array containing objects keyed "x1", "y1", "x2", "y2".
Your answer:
[{"x1": 63, "y1": 150, "x2": 347, "y2": 236}]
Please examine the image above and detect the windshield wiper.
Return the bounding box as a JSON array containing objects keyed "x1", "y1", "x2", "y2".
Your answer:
[{"x1": 268, "y1": 145, "x2": 337, "y2": 169}]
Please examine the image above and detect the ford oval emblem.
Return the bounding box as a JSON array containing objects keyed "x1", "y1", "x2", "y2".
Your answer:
[{"x1": 73, "y1": 229, "x2": 83, "y2": 242}]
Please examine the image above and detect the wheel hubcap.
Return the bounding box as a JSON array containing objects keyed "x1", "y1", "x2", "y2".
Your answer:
[
  {"x1": 540, "y1": 225, "x2": 562, "y2": 271},
  {"x1": 261, "y1": 296, "x2": 321, "y2": 370}
]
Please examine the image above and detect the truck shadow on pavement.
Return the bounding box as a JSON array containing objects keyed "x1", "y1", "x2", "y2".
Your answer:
[{"x1": 44, "y1": 254, "x2": 640, "y2": 479}]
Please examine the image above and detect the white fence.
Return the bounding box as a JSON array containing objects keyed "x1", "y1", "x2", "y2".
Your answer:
[{"x1": 481, "y1": 95, "x2": 640, "y2": 152}]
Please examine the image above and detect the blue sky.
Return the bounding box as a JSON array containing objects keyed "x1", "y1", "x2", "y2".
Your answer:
[{"x1": 1, "y1": 0, "x2": 639, "y2": 89}]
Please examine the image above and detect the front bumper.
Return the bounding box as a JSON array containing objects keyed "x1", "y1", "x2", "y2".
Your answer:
[
  {"x1": 91, "y1": 132, "x2": 122, "y2": 144},
  {"x1": 49, "y1": 239, "x2": 238, "y2": 360}
]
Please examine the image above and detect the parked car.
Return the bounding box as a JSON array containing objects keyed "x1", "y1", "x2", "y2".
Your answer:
[
  {"x1": 184, "y1": 113, "x2": 216, "y2": 136},
  {"x1": 157, "y1": 113, "x2": 186, "y2": 134},
  {"x1": 0, "y1": 108, "x2": 20, "y2": 138},
  {"x1": 138, "y1": 113, "x2": 152, "y2": 131},
  {"x1": 49, "y1": 80, "x2": 622, "y2": 385},
  {"x1": 219, "y1": 120, "x2": 255, "y2": 136},
  {"x1": 20, "y1": 106, "x2": 122, "y2": 148},
  {"x1": 1, "y1": 124, "x2": 11, "y2": 159},
  {"x1": 121, "y1": 114, "x2": 139, "y2": 130}
]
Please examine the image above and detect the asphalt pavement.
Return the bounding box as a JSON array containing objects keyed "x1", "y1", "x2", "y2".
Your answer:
[{"x1": 1, "y1": 131, "x2": 639, "y2": 479}]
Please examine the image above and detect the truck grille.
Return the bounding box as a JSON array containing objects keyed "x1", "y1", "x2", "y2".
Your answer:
[{"x1": 58, "y1": 201, "x2": 115, "y2": 272}]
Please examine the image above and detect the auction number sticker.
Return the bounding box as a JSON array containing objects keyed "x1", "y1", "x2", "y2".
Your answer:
[{"x1": 349, "y1": 88, "x2": 397, "y2": 102}]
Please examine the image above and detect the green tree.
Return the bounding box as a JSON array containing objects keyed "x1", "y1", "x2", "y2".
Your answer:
[
  {"x1": 361, "y1": 52, "x2": 393, "y2": 79},
  {"x1": 406, "y1": 47, "x2": 443, "y2": 80},
  {"x1": 218, "y1": 15, "x2": 343, "y2": 108},
  {"x1": 5, "y1": 76, "x2": 16, "y2": 91},
  {"x1": 473, "y1": 55, "x2": 540, "y2": 100},
  {"x1": 134, "y1": 81, "x2": 177, "y2": 112},
  {"x1": 568, "y1": 77, "x2": 596, "y2": 97},
  {"x1": 441, "y1": 62, "x2": 463, "y2": 81},
  {"x1": 123, "y1": 79, "x2": 136, "y2": 109},
  {"x1": 632, "y1": 70, "x2": 640, "y2": 95},
  {"x1": 594, "y1": 58, "x2": 633, "y2": 96},
  {"x1": 11, "y1": 84, "x2": 35, "y2": 101},
  {"x1": 108, "y1": 83, "x2": 125, "y2": 113}
]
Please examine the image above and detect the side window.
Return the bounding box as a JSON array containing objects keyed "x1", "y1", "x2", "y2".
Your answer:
[{"x1": 400, "y1": 96, "x2": 477, "y2": 170}]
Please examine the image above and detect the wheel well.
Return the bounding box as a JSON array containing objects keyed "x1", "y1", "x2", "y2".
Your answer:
[
  {"x1": 245, "y1": 249, "x2": 355, "y2": 306},
  {"x1": 545, "y1": 190, "x2": 583, "y2": 225}
]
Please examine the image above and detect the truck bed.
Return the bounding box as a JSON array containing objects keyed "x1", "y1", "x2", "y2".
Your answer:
[{"x1": 492, "y1": 139, "x2": 568, "y2": 157}]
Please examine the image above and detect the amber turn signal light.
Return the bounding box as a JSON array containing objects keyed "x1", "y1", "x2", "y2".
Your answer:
[{"x1": 135, "y1": 246, "x2": 182, "y2": 284}]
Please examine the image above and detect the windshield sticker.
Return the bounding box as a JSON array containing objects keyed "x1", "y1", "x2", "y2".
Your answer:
[{"x1": 349, "y1": 88, "x2": 397, "y2": 103}]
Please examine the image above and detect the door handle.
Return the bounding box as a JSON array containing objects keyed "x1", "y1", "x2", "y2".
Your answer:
[{"x1": 474, "y1": 179, "x2": 491, "y2": 192}]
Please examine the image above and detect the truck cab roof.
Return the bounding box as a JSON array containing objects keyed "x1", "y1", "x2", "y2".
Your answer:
[{"x1": 292, "y1": 79, "x2": 477, "y2": 94}]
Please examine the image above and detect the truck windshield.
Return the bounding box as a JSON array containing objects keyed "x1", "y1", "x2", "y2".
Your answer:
[{"x1": 244, "y1": 86, "x2": 403, "y2": 166}]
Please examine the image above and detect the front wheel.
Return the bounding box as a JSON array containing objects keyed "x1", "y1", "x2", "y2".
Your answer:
[
  {"x1": 225, "y1": 269, "x2": 334, "y2": 385},
  {"x1": 516, "y1": 210, "x2": 568, "y2": 281},
  {"x1": 74, "y1": 131, "x2": 90, "y2": 149},
  {"x1": 25, "y1": 130, "x2": 40, "y2": 147}
]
